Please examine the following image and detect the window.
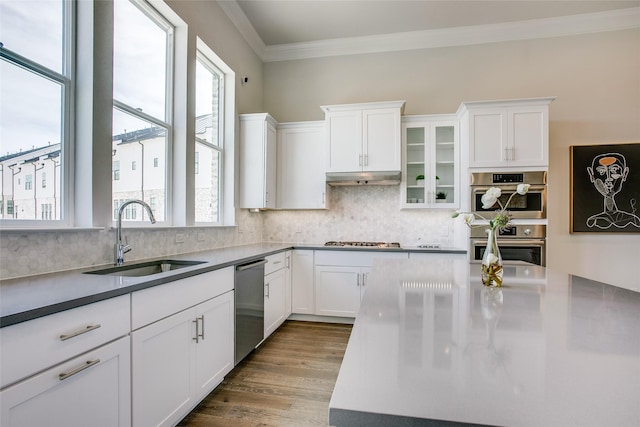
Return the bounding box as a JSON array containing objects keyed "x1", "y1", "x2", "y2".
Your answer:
[
  {"x1": 113, "y1": 0, "x2": 172, "y2": 223},
  {"x1": 194, "y1": 48, "x2": 224, "y2": 223},
  {"x1": 7, "y1": 200, "x2": 14, "y2": 216},
  {"x1": 132, "y1": 160, "x2": 137, "y2": 171},
  {"x1": 42, "y1": 171, "x2": 47, "y2": 188},
  {"x1": 0, "y1": 0, "x2": 71, "y2": 223},
  {"x1": 25, "y1": 174, "x2": 33, "y2": 190},
  {"x1": 113, "y1": 160, "x2": 120, "y2": 181},
  {"x1": 41, "y1": 203, "x2": 52, "y2": 220}
]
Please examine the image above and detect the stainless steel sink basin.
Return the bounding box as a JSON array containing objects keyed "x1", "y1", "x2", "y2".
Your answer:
[{"x1": 85, "y1": 260, "x2": 206, "y2": 277}]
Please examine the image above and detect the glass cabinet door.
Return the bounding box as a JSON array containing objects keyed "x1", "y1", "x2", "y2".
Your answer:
[
  {"x1": 433, "y1": 124, "x2": 456, "y2": 205},
  {"x1": 405, "y1": 126, "x2": 426, "y2": 205},
  {"x1": 402, "y1": 118, "x2": 458, "y2": 209}
]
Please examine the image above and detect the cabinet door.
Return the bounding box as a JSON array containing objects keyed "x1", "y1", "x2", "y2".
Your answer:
[
  {"x1": 1, "y1": 337, "x2": 131, "y2": 427},
  {"x1": 315, "y1": 266, "x2": 361, "y2": 318},
  {"x1": 508, "y1": 106, "x2": 548, "y2": 167},
  {"x1": 432, "y1": 121, "x2": 458, "y2": 207},
  {"x1": 239, "y1": 113, "x2": 277, "y2": 209},
  {"x1": 363, "y1": 108, "x2": 401, "y2": 172},
  {"x1": 291, "y1": 250, "x2": 315, "y2": 314},
  {"x1": 277, "y1": 123, "x2": 327, "y2": 209},
  {"x1": 193, "y1": 291, "x2": 234, "y2": 401},
  {"x1": 132, "y1": 308, "x2": 195, "y2": 427},
  {"x1": 326, "y1": 110, "x2": 362, "y2": 172},
  {"x1": 284, "y1": 251, "x2": 293, "y2": 318},
  {"x1": 264, "y1": 120, "x2": 277, "y2": 209},
  {"x1": 264, "y1": 268, "x2": 287, "y2": 338},
  {"x1": 468, "y1": 108, "x2": 508, "y2": 168}
]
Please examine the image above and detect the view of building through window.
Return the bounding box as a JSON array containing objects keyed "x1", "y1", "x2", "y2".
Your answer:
[
  {"x1": 112, "y1": 0, "x2": 172, "y2": 222},
  {"x1": 0, "y1": 0, "x2": 67, "y2": 221},
  {"x1": 194, "y1": 51, "x2": 223, "y2": 223}
]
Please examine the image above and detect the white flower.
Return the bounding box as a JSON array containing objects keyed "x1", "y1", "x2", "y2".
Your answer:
[
  {"x1": 483, "y1": 253, "x2": 499, "y2": 267},
  {"x1": 516, "y1": 183, "x2": 530, "y2": 195},
  {"x1": 462, "y1": 213, "x2": 475, "y2": 225},
  {"x1": 481, "y1": 187, "x2": 501, "y2": 209}
]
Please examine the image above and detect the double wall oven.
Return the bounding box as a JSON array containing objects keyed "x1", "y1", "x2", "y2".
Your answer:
[{"x1": 470, "y1": 171, "x2": 547, "y2": 266}]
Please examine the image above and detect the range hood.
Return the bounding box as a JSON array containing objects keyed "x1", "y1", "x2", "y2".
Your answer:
[{"x1": 326, "y1": 171, "x2": 401, "y2": 186}]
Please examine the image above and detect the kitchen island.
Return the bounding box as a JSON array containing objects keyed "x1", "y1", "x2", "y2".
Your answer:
[{"x1": 329, "y1": 255, "x2": 640, "y2": 427}]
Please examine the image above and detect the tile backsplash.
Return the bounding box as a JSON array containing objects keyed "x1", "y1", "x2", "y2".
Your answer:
[
  {"x1": 263, "y1": 186, "x2": 456, "y2": 246},
  {"x1": 0, "y1": 186, "x2": 458, "y2": 279}
]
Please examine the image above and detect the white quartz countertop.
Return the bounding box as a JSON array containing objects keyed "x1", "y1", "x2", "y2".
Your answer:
[{"x1": 329, "y1": 255, "x2": 640, "y2": 427}]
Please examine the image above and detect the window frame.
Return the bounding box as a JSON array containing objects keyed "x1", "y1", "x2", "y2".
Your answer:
[
  {"x1": 194, "y1": 49, "x2": 225, "y2": 225},
  {"x1": 0, "y1": 0, "x2": 74, "y2": 227},
  {"x1": 111, "y1": 0, "x2": 174, "y2": 226}
]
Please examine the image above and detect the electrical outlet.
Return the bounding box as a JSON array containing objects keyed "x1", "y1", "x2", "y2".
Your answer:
[{"x1": 175, "y1": 233, "x2": 186, "y2": 243}]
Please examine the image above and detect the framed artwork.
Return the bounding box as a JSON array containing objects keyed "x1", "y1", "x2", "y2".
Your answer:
[{"x1": 570, "y1": 143, "x2": 640, "y2": 233}]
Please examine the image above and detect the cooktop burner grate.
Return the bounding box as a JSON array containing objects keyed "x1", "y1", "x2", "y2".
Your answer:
[{"x1": 324, "y1": 241, "x2": 401, "y2": 248}]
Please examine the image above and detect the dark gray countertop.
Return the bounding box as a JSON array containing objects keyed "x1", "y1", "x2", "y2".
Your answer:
[{"x1": 0, "y1": 243, "x2": 466, "y2": 327}]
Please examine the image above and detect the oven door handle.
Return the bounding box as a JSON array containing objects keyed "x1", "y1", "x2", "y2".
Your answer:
[
  {"x1": 471, "y1": 184, "x2": 546, "y2": 194},
  {"x1": 472, "y1": 238, "x2": 546, "y2": 247}
]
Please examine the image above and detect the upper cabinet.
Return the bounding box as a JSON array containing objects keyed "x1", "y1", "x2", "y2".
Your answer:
[
  {"x1": 239, "y1": 113, "x2": 277, "y2": 209},
  {"x1": 321, "y1": 101, "x2": 405, "y2": 173},
  {"x1": 402, "y1": 116, "x2": 459, "y2": 208},
  {"x1": 461, "y1": 97, "x2": 555, "y2": 168},
  {"x1": 277, "y1": 121, "x2": 328, "y2": 209}
]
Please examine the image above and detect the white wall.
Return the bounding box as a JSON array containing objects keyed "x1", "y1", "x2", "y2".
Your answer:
[{"x1": 262, "y1": 29, "x2": 640, "y2": 291}]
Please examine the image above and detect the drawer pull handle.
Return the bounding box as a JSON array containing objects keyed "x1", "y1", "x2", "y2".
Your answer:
[
  {"x1": 59, "y1": 324, "x2": 101, "y2": 341},
  {"x1": 59, "y1": 359, "x2": 100, "y2": 381}
]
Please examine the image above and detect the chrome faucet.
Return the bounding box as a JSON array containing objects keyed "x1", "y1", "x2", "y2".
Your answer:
[{"x1": 115, "y1": 199, "x2": 156, "y2": 266}]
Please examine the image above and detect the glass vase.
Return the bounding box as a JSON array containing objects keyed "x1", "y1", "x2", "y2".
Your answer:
[{"x1": 481, "y1": 228, "x2": 503, "y2": 287}]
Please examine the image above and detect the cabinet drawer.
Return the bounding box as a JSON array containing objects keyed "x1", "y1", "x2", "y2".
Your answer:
[
  {"x1": 264, "y1": 252, "x2": 286, "y2": 275},
  {"x1": 132, "y1": 267, "x2": 234, "y2": 330},
  {"x1": 1, "y1": 336, "x2": 130, "y2": 427},
  {"x1": 0, "y1": 295, "x2": 130, "y2": 389},
  {"x1": 315, "y1": 250, "x2": 408, "y2": 267}
]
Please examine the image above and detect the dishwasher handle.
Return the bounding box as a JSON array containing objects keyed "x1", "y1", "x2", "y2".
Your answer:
[{"x1": 236, "y1": 259, "x2": 267, "y2": 271}]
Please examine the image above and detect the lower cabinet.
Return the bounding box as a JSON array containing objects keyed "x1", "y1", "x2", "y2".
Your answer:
[
  {"x1": 315, "y1": 266, "x2": 371, "y2": 317},
  {"x1": 314, "y1": 251, "x2": 409, "y2": 318},
  {"x1": 131, "y1": 290, "x2": 234, "y2": 427},
  {"x1": 264, "y1": 267, "x2": 286, "y2": 338},
  {"x1": 1, "y1": 336, "x2": 131, "y2": 427},
  {"x1": 291, "y1": 250, "x2": 315, "y2": 314}
]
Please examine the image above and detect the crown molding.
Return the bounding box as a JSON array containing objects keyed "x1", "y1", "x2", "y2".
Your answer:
[
  {"x1": 218, "y1": 3, "x2": 640, "y2": 63},
  {"x1": 216, "y1": 0, "x2": 266, "y2": 58}
]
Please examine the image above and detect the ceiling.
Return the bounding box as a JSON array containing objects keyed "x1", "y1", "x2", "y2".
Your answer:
[{"x1": 218, "y1": 1, "x2": 640, "y2": 61}]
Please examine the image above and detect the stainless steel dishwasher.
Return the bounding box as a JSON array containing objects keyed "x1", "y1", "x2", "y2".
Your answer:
[{"x1": 234, "y1": 259, "x2": 267, "y2": 365}]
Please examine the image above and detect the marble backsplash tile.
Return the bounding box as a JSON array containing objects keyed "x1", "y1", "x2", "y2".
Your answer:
[{"x1": 263, "y1": 186, "x2": 455, "y2": 247}]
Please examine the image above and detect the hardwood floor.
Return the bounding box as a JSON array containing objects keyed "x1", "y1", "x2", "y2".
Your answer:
[{"x1": 177, "y1": 320, "x2": 353, "y2": 427}]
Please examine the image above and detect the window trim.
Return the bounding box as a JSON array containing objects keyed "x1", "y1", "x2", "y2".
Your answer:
[
  {"x1": 111, "y1": 0, "x2": 174, "y2": 226},
  {"x1": 0, "y1": 0, "x2": 74, "y2": 227}
]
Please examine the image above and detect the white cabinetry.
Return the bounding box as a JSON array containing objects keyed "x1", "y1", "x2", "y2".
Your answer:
[
  {"x1": 402, "y1": 115, "x2": 459, "y2": 208},
  {"x1": 1, "y1": 337, "x2": 131, "y2": 427},
  {"x1": 264, "y1": 252, "x2": 287, "y2": 338},
  {"x1": 314, "y1": 251, "x2": 408, "y2": 318},
  {"x1": 239, "y1": 113, "x2": 277, "y2": 209},
  {"x1": 0, "y1": 295, "x2": 131, "y2": 427},
  {"x1": 291, "y1": 250, "x2": 315, "y2": 315},
  {"x1": 321, "y1": 101, "x2": 405, "y2": 173},
  {"x1": 315, "y1": 265, "x2": 371, "y2": 317},
  {"x1": 277, "y1": 122, "x2": 328, "y2": 209},
  {"x1": 462, "y1": 98, "x2": 554, "y2": 168},
  {"x1": 131, "y1": 268, "x2": 234, "y2": 427}
]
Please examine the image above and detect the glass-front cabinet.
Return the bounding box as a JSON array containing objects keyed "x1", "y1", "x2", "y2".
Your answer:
[{"x1": 401, "y1": 116, "x2": 459, "y2": 208}]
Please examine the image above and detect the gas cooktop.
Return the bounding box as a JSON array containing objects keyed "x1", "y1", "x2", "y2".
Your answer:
[{"x1": 324, "y1": 241, "x2": 401, "y2": 248}]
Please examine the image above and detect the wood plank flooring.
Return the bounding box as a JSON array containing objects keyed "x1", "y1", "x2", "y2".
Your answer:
[{"x1": 177, "y1": 320, "x2": 353, "y2": 427}]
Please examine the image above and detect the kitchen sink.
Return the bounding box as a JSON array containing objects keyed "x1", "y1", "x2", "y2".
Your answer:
[{"x1": 85, "y1": 259, "x2": 206, "y2": 277}]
